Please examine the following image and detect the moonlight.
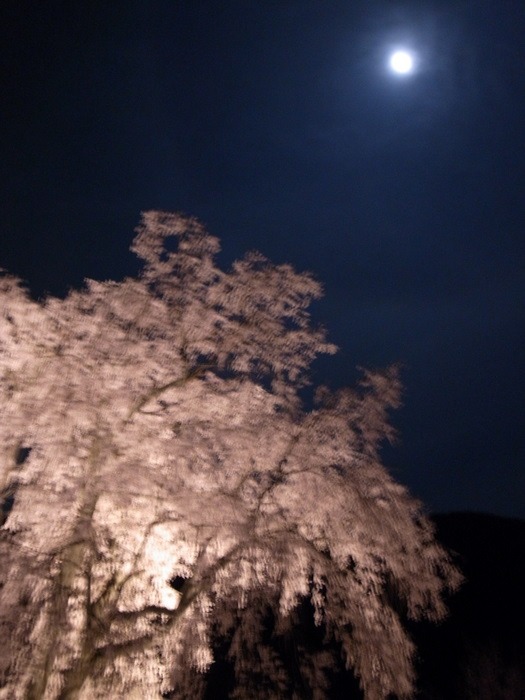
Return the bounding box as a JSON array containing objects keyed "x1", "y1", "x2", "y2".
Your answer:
[{"x1": 389, "y1": 50, "x2": 415, "y2": 74}]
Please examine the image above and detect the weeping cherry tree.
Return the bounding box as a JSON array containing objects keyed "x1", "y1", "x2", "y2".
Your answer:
[{"x1": 0, "y1": 211, "x2": 461, "y2": 699}]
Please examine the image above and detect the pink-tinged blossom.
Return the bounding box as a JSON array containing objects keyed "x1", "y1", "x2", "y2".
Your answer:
[{"x1": 0, "y1": 212, "x2": 461, "y2": 699}]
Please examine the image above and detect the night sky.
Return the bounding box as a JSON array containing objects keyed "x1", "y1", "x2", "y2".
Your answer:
[{"x1": 1, "y1": 1, "x2": 524, "y2": 519}]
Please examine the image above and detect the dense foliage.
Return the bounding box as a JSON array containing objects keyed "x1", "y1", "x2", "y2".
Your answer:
[{"x1": 0, "y1": 212, "x2": 460, "y2": 699}]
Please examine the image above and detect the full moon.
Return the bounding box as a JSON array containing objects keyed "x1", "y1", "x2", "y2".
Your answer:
[{"x1": 389, "y1": 50, "x2": 414, "y2": 74}]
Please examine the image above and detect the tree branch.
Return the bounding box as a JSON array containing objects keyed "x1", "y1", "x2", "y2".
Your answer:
[{"x1": 124, "y1": 365, "x2": 212, "y2": 422}]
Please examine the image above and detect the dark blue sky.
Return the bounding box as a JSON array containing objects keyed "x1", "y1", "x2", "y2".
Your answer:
[{"x1": 1, "y1": 0, "x2": 524, "y2": 518}]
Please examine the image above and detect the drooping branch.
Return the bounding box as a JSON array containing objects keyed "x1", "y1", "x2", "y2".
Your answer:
[{"x1": 124, "y1": 365, "x2": 212, "y2": 423}]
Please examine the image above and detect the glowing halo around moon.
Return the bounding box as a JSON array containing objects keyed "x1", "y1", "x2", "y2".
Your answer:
[{"x1": 388, "y1": 50, "x2": 415, "y2": 75}]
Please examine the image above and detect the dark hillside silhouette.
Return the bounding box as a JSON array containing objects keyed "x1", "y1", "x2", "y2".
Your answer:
[{"x1": 415, "y1": 512, "x2": 525, "y2": 699}]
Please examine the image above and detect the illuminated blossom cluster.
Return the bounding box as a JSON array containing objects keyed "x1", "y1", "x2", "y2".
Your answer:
[{"x1": 0, "y1": 212, "x2": 460, "y2": 699}]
